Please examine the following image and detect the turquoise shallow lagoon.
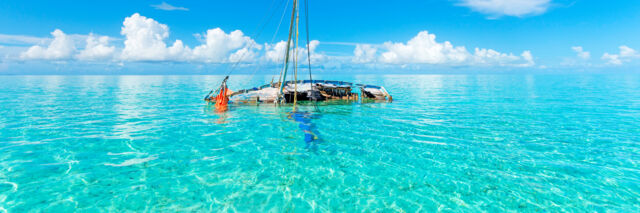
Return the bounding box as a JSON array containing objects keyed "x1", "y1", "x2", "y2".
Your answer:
[{"x1": 1, "y1": 74, "x2": 639, "y2": 211}]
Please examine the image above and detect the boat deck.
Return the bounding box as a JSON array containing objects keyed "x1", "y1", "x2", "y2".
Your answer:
[{"x1": 222, "y1": 80, "x2": 392, "y2": 104}]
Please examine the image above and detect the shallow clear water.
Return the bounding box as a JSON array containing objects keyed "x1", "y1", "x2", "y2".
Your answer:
[{"x1": 1, "y1": 74, "x2": 639, "y2": 212}]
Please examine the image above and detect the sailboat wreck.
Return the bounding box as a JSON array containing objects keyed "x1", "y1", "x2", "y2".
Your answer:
[
  {"x1": 204, "y1": 0, "x2": 391, "y2": 108},
  {"x1": 227, "y1": 80, "x2": 392, "y2": 104}
]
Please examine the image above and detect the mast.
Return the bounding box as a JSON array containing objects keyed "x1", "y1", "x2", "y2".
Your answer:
[
  {"x1": 293, "y1": 0, "x2": 300, "y2": 108},
  {"x1": 278, "y1": 0, "x2": 298, "y2": 102}
]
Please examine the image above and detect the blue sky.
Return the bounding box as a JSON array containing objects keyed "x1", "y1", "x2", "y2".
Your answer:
[{"x1": 1, "y1": 0, "x2": 639, "y2": 74}]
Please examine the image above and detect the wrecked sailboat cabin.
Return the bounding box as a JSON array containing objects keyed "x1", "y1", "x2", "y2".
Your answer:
[{"x1": 227, "y1": 80, "x2": 392, "y2": 104}]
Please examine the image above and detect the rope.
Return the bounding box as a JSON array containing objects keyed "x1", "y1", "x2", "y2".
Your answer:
[
  {"x1": 246, "y1": 0, "x2": 291, "y2": 84},
  {"x1": 304, "y1": 0, "x2": 319, "y2": 111},
  {"x1": 269, "y1": 0, "x2": 292, "y2": 81},
  {"x1": 206, "y1": 0, "x2": 283, "y2": 100},
  {"x1": 223, "y1": 0, "x2": 281, "y2": 76},
  {"x1": 304, "y1": 0, "x2": 313, "y2": 85}
]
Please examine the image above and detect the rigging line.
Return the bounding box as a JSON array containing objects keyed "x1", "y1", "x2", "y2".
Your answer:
[
  {"x1": 270, "y1": 0, "x2": 293, "y2": 79},
  {"x1": 272, "y1": 0, "x2": 292, "y2": 45},
  {"x1": 304, "y1": 0, "x2": 312, "y2": 84},
  {"x1": 304, "y1": 0, "x2": 319, "y2": 111},
  {"x1": 245, "y1": 0, "x2": 290, "y2": 83},
  {"x1": 222, "y1": 0, "x2": 283, "y2": 77},
  {"x1": 206, "y1": 0, "x2": 282, "y2": 99},
  {"x1": 293, "y1": 0, "x2": 300, "y2": 110}
]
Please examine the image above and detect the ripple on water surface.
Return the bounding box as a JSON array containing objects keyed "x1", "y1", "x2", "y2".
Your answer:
[{"x1": 1, "y1": 75, "x2": 640, "y2": 211}]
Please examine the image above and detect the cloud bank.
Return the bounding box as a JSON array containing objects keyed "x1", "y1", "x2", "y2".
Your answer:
[
  {"x1": 120, "y1": 13, "x2": 260, "y2": 62},
  {"x1": 12, "y1": 13, "x2": 540, "y2": 70},
  {"x1": 363, "y1": 31, "x2": 534, "y2": 67},
  {"x1": 17, "y1": 13, "x2": 261, "y2": 64},
  {"x1": 192, "y1": 28, "x2": 260, "y2": 63},
  {"x1": 76, "y1": 34, "x2": 116, "y2": 60},
  {"x1": 353, "y1": 44, "x2": 377, "y2": 63},
  {"x1": 21, "y1": 29, "x2": 76, "y2": 60},
  {"x1": 602, "y1": 46, "x2": 640, "y2": 65}
]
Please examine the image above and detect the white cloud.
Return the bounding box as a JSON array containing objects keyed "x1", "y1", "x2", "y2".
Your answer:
[
  {"x1": 458, "y1": 0, "x2": 551, "y2": 17},
  {"x1": 192, "y1": 28, "x2": 260, "y2": 63},
  {"x1": 228, "y1": 48, "x2": 257, "y2": 63},
  {"x1": 7, "y1": 13, "x2": 540, "y2": 70},
  {"x1": 21, "y1": 29, "x2": 76, "y2": 60},
  {"x1": 120, "y1": 13, "x2": 258, "y2": 63},
  {"x1": 381, "y1": 31, "x2": 469, "y2": 64},
  {"x1": 0, "y1": 34, "x2": 49, "y2": 45},
  {"x1": 306, "y1": 40, "x2": 325, "y2": 63},
  {"x1": 167, "y1": 40, "x2": 192, "y2": 61},
  {"x1": 353, "y1": 44, "x2": 377, "y2": 63},
  {"x1": 519, "y1": 50, "x2": 535, "y2": 67},
  {"x1": 151, "y1": 2, "x2": 189, "y2": 11},
  {"x1": 263, "y1": 40, "x2": 323, "y2": 64},
  {"x1": 0, "y1": 54, "x2": 7, "y2": 71},
  {"x1": 76, "y1": 34, "x2": 116, "y2": 60},
  {"x1": 11, "y1": 14, "x2": 266, "y2": 64},
  {"x1": 602, "y1": 45, "x2": 639, "y2": 65},
  {"x1": 619, "y1": 46, "x2": 638, "y2": 57},
  {"x1": 120, "y1": 13, "x2": 188, "y2": 61},
  {"x1": 602, "y1": 53, "x2": 621, "y2": 65},
  {"x1": 265, "y1": 41, "x2": 287, "y2": 63},
  {"x1": 571, "y1": 46, "x2": 590, "y2": 60},
  {"x1": 561, "y1": 46, "x2": 591, "y2": 66},
  {"x1": 377, "y1": 31, "x2": 533, "y2": 67}
]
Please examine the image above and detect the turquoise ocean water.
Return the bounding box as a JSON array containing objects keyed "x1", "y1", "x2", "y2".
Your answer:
[{"x1": 1, "y1": 75, "x2": 639, "y2": 212}]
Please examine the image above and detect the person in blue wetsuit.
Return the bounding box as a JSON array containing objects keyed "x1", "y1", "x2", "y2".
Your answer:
[{"x1": 287, "y1": 110, "x2": 320, "y2": 149}]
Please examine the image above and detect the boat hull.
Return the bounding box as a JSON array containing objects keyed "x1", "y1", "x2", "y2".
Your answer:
[{"x1": 214, "y1": 80, "x2": 391, "y2": 105}]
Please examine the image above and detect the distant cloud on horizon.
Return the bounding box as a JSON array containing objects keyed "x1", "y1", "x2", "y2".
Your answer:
[
  {"x1": 7, "y1": 14, "x2": 538, "y2": 69},
  {"x1": 151, "y1": 2, "x2": 189, "y2": 11},
  {"x1": 572, "y1": 46, "x2": 590, "y2": 60},
  {"x1": 20, "y1": 29, "x2": 76, "y2": 60},
  {"x1": 602, "y1": 46, "x2": 640, "y2": 65},
  {"x1": 376, "y1": 31, "x2": 535, "y2": 67},
  {"x1": 15, "y1": 13, "x2": 640, "y2": 70},
  {"x1": 458, "y1": 0, "x2": 551, "y2": 18}
]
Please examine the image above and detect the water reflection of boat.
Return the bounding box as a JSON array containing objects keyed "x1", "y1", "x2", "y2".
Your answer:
[
  {"x1": 287, "y1": 110, "x2": 320, "y2": 149},
  {"x1": 204, "y1": 0, "x2": 391, "y2": 110}
]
